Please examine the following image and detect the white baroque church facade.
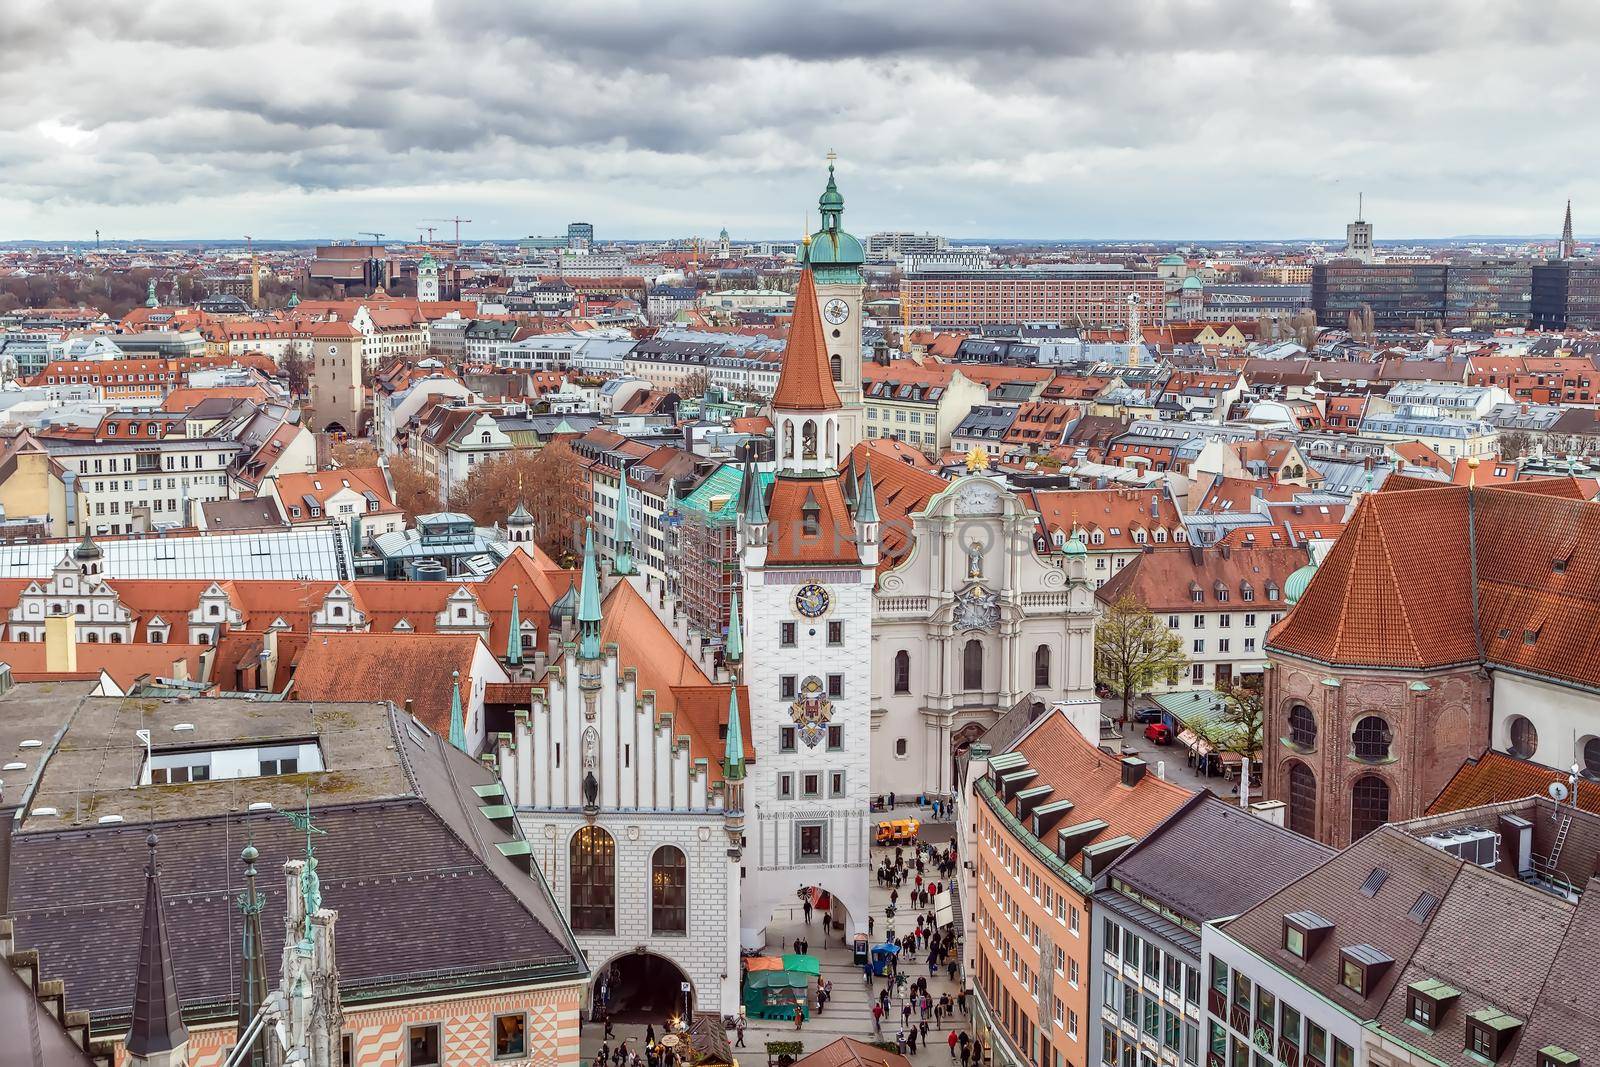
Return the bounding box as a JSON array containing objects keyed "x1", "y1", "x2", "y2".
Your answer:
[{"x1": 871, "y1": 471, "x2": 1099, "y2": 799}]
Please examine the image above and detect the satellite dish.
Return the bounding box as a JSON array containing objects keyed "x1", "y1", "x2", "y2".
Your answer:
[{"x1": 1549, "y1": 781, "x2": 1570, "y2": 802}]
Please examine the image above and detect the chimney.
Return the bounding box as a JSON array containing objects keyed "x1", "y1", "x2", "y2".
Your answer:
[
  {"x1": 1120, "y1": 756, "x2": 1147, "y2": 787},
  {"x1": 44, "y1": 614, "x2": 77, "y2": 674}
]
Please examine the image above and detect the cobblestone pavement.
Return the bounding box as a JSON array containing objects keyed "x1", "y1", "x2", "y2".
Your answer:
[{"x1": 581, "y1": 807, "x2": 974, "y2": 1064}]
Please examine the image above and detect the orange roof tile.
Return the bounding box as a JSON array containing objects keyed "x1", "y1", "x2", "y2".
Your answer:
[
  {"x1": 1008, "y1": 713, "x2": 1192, "y2": 875},
  {"x1": 1428, "y1": 750, "x2": 1600, "y2": 816},
  {"x1": 288, "y1": 632, "x2": 485, "y2": 734},
  {"x1": 770, "y1": 269, "x2": 841, "y2": 412},
  {"x1": 764, "y1": 475, "x2": 858, "y2": 566}
]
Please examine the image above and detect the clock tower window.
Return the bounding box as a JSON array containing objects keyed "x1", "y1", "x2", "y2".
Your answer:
[{"x1": 830, "y1": 354, "x2": 842, "y2": 381}]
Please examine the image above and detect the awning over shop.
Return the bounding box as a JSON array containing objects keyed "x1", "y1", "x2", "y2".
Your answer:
[{"x1": 934, "y1": 889, "x2": 955, "y2": 929}]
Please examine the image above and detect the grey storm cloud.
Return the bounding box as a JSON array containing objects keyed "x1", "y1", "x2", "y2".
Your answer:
[{"x1": 3, "y1": 0, "x2": 1600, "y2": 239}]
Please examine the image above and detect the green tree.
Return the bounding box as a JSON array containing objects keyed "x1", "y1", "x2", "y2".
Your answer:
[
  {"x1": 1094, "y1": 593, "x2": 1188, "y2": 723},
  {"x1": 1190, "y1": 683, "x2": 1265, "y2": 806}
]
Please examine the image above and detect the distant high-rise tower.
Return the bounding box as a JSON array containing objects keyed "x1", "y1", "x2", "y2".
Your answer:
[
  {"x1": 417, "y1": 251, "x2": 440, "y2": 302},
  {"x1": 1560, "y1": 199, "x2": 1577, "y2": 260},
  {"x1": 567, "y1": 222, "x2": 594, "y2": 250},
  {"x1": 1344, "y1": 192, "x2": 1375, "y2": 263}
]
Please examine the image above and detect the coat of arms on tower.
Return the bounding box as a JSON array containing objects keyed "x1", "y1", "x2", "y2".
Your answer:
[{"x1": 790, "y1": 675, "x2": 834, "y2": 748}]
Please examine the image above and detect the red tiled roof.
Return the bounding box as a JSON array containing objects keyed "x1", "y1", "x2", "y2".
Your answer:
[
  {"x1": 288, "y1": 632, "x2": 485, "y2": 734},
  {"x1": 1428, "y1": 750, "x2": 1600, "y2": 816},
  {"x1": 764, "y1": 475, "x2": 858, "y2": 566},
  {"x1": 1269, "y1": 478, "x2": 1600, "y2": 685},
  {"x1": 770, "y1": 269, "x2": 841, "y2": 412},
  {"x1": 1008, "y1": 713, "x2": 1192, "y2": 875}
]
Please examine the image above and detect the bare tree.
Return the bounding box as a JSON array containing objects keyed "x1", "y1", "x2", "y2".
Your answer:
[
  {"x1": 1190, "y1": 683, "x2": 1265, "y2": 808},
  {"x1": 1094, "y1": 593, "x2": 1189, "y2": 723}
]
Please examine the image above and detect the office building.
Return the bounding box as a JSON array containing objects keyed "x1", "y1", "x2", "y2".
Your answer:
[{"x1": 901, "y1": 265, "x2": 1165, "y2": 329}]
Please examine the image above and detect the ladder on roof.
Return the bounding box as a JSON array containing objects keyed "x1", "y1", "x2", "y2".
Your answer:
[{"x1": 1548, "y1": 812, "x2": 1574, "y2": 871}]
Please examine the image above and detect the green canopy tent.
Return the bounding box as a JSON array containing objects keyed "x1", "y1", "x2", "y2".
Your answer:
[
  {"x1": 782, "y1": 954, "x2": 821, "y2": 977},
  {"x1": 742, "y1": 970, "x2": 810, "y2": 1021}
]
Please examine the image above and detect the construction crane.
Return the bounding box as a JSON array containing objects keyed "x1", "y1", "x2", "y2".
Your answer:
[
  {"x1": 424, "y1": 216, "x2": 472, "y2": 246},
  {"x1": 421, "y1": 225, "x2": 438, "y2": 243},
  {"x1": 360, "y1": 231, "x2": 386, "y2": 246}
]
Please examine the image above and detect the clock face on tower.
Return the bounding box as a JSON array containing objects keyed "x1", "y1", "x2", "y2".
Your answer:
[
  {"x1": 794, "y1": 583, "x2": 832, "y2": 618},
  {"x1": 823, "y1": 298, "x2": 850, "y2": 325}
]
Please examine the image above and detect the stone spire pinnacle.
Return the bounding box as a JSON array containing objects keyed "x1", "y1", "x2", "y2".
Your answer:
[
  {"x1": 1562, "y1": 199, "x2": 1577, "y2": 260},
  {"x1": 612, "y1": 465, "x2": 637, "y2": 576},
  {"x1": 506, "y1": 585, "x2": 522, "y2": 666},
  {"x1": 448, "y1": 670, "x2": 466, "y2": 751},
  {"x1": 236, "y1": 838, "x2": 267, "y2": 1067},
  {"x1": 577, "y1": 527, "x2": 603, "y2": 660},
  {"x1": 125, "y1": 833, "x2": 187, "y2": 1061},
  {"x1": 725, "y1": 592, "x2": 743, "y2": 665},
  {"x1": 723, "y1": 684, "x2": 745, "y2": 782}
]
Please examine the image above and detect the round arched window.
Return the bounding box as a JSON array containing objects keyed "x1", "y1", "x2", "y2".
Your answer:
[
  {"x1": 1288, "y1": 704, "x2": 1317, "y2": 749},
  {"x1": 1506, "y1": 715, "x2": 1538, "y2": 760},
  {"x1": 1352, "y1": 715, "x2": 1392, "y2": 761},
  {"x1": 1582, "y1": 736, "x2": 1600, "y2": 780}
]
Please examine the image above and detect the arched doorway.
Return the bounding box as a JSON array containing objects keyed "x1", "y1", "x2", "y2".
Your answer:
[{"x1": 592, "y1": 950, "x2": 694, "y2": 1024}]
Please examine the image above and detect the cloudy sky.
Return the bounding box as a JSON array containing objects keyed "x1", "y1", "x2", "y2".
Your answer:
[{"x1": 3, "y1": 0, "x2": 1596, "y2": 242}]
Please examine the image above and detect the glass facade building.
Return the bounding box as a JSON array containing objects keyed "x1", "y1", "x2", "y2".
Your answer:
[
  {"x1": 1442, "y1": 260, "x2": 1532, "y2": 327},
  {"x1": 1311, "y1": 264, "x2": 1448, "y2": 328},
  {"x1": 1532, "y1": 262, "x2": 1600, "y2": 329}
]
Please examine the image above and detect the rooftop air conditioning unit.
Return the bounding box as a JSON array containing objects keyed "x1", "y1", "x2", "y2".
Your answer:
[{"x1": 1421, "y1": 826, "x2": 1498, "y2": 868}]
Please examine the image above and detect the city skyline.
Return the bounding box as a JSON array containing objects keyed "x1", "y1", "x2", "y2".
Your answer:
[{"x1": 7, "y1": 0, "x2": 1600, "y2": 241}]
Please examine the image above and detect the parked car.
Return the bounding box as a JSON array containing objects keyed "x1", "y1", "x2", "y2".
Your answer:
[
  {"x1": 1133, "y1": 707, "x2": 1163, "y2": 724},
  {"x1": 1143, "y1": 722, "x2": 1174, "y2": 745}
]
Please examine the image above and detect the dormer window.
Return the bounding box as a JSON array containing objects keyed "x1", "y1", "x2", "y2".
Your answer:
[
  {"x1": 1466, "y1": 1009, "x2": 1523, "y2": 1062},
  {"x1": 1406, "y1": 979, "x2": 1460, "y2": 1032},
  {"x1": 1282, "y1": 911, "x2": 1333, "y2": 959},
  {"x1": 1339, "y1": 945, "x2": 1392, "y2": 997}
]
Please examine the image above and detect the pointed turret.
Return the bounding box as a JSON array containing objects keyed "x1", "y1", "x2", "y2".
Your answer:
[
  {"x1": 286, "y1": 290, "x2": 300, "y2": 310},
  {"x1": 145, "y1": 279, "x2": 158, "y2": 309},
  {"x1": 771, "y1": 268, "x2": 842, "y2": 415},
  {"x1": 448, "y1": 670, "x2": 466, "y2": 751},
  {"x1": 577, "y1": 527, "x2": 603, "y2": 660},
  {"x1": 855, "y1": 457, "x2": 880, "y2": 568},
  {"x1": 612, "y1": 466, "x2": 638, "y2": 576},
  {"x1": 506, "y1": 585, "x2": 522, "y2": 666},
  {"x1": 855, "y1": 459, "x2": 880, "y2": 525},
  {"x1": 723, "y1": 684, "x2": 745, "y2": 783},
  {"x1": 1561, "y1": 199, "x2": 1577, "y2": 260},
  {"x1": 740, "y1": 456, "x2": 768, "y2": 538},
  {"x1": 125, "y1": 834, "x2": 187, "y2": 1066},
  {"x1": 725, "y1": 592, "x2": 744, "y2": 666}
]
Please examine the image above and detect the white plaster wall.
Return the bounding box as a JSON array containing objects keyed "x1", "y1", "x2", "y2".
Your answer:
[{"x1": 1492, "y1": 671, "x2": 1600, "y2": 777}]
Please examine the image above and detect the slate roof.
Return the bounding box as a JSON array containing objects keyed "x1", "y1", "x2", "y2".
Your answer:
[
  {"x1": 1102, "y1": 794, "x2": 1334, "y2": 925},
  {"x1": 4, "y1": 697, "x2": 584, "y2": 1033}
]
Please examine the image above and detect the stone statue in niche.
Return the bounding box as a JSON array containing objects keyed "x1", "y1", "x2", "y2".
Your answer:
[{"x1": 967, "y1": 540, "x2": 984, "y2": 579}]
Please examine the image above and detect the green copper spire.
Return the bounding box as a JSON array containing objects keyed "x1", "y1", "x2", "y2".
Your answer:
[
  {"x1": 448, "y1": 670, "x2": 466, "y2": 751},
  {"x1": 286, "y1": 290, "x2": 300, "y2": 309},
  {"x1": 145, "y1": 278, "x2": 158, "y2": 308},
  {"x1": 723, "y1": 684, "x2": 745, "y2": 782},
  {"x1": 506, "y1": 585, "x2": 522, "y2": 666},
  {"x1": 577, "y1": 527, "x2": 603, "y2": 660},
  {"x1": 612, "y1": 466, "x2": 637, "y2": 576},
  {"x1": 725, "y1": 592, "x2": 743, "y2": 664},
  {"x1": 856, "y1": 457, "x2": 880, "y2": 525}
]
